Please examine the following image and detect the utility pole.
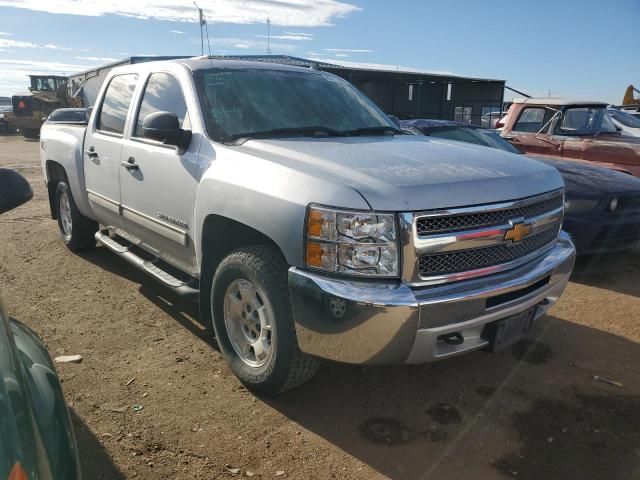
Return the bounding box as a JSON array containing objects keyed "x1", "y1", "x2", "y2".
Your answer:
[{"x1": 266, "y1": 18, "x2": 272, "y2": 54}]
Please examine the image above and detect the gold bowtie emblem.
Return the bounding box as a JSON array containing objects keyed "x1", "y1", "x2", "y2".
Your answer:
[{"x1": 504, "y1": 222, "x2": 532, "y2": 243}]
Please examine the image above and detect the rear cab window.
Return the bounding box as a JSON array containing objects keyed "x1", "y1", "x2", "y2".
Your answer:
[
  {"x1": 512, "y1": 107, "x2": 550, "y2": 133},
  {"x1": 97, "y1": 74, "x2": 138, "y2": 135}
]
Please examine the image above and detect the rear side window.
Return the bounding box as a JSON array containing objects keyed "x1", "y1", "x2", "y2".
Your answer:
[
  {"x1": 513, "y1": 107, "x2": 546, "y2": 133},
  {"x1": 135, "y1": 73, "x2": 187, "y2": 137},
  {"x1": 98, "y1": 74, "x2": 137, "y2": 135}
]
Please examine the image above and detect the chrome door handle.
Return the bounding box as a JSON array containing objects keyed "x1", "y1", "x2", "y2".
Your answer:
[
  {"x1": 121, "y1": 157, "x2": 139, "y2": 170},
  {"x1": 504, "y1": 136, "x2": 519, "y2": 142},
  {"x1": 85, "y1": 147, "x2": 98, "y2": 158}
]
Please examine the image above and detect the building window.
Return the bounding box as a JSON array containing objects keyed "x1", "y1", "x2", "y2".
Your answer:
[
  {"x1": 454, "y1": 106, "x2": 473, "y2": 124},
  {"x1": 481, "y1": 106, "x2": 503, "y2": 128}
]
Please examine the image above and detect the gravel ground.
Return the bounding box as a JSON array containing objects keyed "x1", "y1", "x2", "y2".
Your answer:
[{"x1": 1, "y1": 134, "x2": 639, "y2": 480}]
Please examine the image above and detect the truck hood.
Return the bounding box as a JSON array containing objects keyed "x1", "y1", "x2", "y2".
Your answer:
[{"x1": 238, "y1": 135, "x2": 564, "y2": 211}]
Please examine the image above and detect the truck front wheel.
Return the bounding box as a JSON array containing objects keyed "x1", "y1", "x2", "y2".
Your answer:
[
  {"x1": 54, "y1": 182, "x2": 98, "y2": 251},
  {"x1": 211, "y1": 246, "x2": 319, "y2": 394}
]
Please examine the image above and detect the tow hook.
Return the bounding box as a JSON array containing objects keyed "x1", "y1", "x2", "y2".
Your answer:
[{"x1": 439, "y1": 332, "x2": 464, "y2": 346}]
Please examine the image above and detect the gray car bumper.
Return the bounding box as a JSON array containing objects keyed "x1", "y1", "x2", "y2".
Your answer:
[{"x1": 288, "y1": 232, "x2": 575, "y2": 365}]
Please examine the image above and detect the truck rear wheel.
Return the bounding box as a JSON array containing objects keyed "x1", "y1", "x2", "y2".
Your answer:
[
  {"x1": 54, "y1": 182, "x2": 98, "y2": 251},
  {"x1": 211, "y1": 246, "x2": 319, "y2": 394}
]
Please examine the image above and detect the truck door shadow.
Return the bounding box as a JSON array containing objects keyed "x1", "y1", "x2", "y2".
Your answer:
[{"x1": 264, "y1": 316, "x2": 640, "y2": 480}]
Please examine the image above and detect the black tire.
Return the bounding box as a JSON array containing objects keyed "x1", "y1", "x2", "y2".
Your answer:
[
  {"x1": 54, "y1": 181, "x2": 98, "y2": 251},
  {"x1": 211, "y1": 246, "x2": 319, "y2": 394},
  {"x1": 22, "y1": 128, "x2": 39, "y2": 139}
]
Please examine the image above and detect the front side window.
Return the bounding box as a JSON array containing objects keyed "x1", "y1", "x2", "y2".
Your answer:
[
  {"x1": 558, "y1": 106, "x2": 616, "y2": 135},
  {"x1": 98, "y1": 74, "x2": 138, "y2": 135},
  {"x1": 513, "y1": 107, "x2": 547, "y2": 133},
  {"x1": 194, "y1": 68, "x2": 395, "y2": 142},
  {"x1": 135, "y1": 72, "x2": 188, "y2": 137}
]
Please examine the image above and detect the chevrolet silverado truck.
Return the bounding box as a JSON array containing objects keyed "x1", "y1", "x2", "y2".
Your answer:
[
  {"x1": 40, "y1": 58, "x2": 575, "y2": 394},
  {"x1": 500, "y1": 98, "x2": 640, "y2": 177}
]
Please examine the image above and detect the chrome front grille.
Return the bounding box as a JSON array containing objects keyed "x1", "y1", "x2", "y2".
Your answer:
[
  {"x1": 418, "y1": 225, "x2": 560, "y2": 276},
  {"x1": 416, "y1": 194, "x2": 564, "y2": 235},
  {"x1": 400, "y1": 190, "x2": 564, "y2": 286}
]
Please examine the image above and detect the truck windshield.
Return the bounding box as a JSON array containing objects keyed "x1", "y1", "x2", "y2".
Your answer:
[
  {"x1": 558, "y1": 106, "x2": 617, "y2": 135},
  {"x1": 608, "y1": 109, "x2": 640, "y2": 128},
  {"x1": 194, "y1": 68, "x2": 397, "y2": 143}
]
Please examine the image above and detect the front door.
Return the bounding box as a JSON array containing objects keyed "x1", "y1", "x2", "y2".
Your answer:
[
  {"x1": 119, "y1": 72, "x2": 199, "y2": 275},
  {"x1": 84, "y1": 73, "x2": 138, "y2": 229},
  {"x1": 504, "y1": 106, "x2": 563, "y2": 158}
]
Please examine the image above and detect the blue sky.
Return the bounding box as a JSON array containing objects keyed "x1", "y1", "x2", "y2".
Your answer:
[{"x1": 0, "y1": 0, "x2": 638, "y2": 103}]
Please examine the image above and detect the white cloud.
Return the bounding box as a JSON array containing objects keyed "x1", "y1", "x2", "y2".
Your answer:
[
  {"x1": 255, "y1": 34, "x2": 313, "y2": 41},
  {"x1": 0, "y1": 38, "x2": 71, "y2": 50},
  {"x1": 285, "y1": 31, "x2": 313, "y2": 37},
  {"x1": 334, "y1": 53, "x2": 348, "y2": 57},
  {"x1": 0, "y1": 59, "x2": 95, "y2": 96},
  {"x1": 170, "y1": 30, "x2": 184, "y2": 34},
  {"x1": 75, "y1": 55, "x2": 119, "y2": 62},
  {"x1": 0, "y1": 32, "x2": 11, "y2": 35},
  {"x1": 0, "y1": 0, "x2": 360, "y2": 27},
  {"x1": 204, "y1": 36, "x2": 298, "y2": 53},
  {"x1": 324, "y1": 48, "x2": 373, "y2": 53}
]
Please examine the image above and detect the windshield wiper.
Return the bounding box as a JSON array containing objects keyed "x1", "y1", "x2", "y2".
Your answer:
[
  {"x1": 225, "y1": 126, "x2": 348, "y2": 144},
  {"x1": 342, "y1": 126, "x2": 404, "y2": 136}
]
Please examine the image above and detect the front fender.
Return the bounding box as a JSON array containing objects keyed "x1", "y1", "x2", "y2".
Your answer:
[{"x1": 193, "y1": 141, "x2": 370, "y2": 269}]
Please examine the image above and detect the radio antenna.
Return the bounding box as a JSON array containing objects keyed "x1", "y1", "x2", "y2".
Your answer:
[
  {"x1": 193, "y1": 1, "x2": 211, "y2": 56},
  {"x1": 266, "y1": 18, "x2": 272, "y2": 54}
]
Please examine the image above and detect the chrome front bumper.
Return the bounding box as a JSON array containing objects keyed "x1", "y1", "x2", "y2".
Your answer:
[{"x1": 288, "y1": 232, "x2": 575, "y2": 365}]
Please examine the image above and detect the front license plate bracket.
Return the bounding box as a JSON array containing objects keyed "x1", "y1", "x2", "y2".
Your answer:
[{"x1": 482, "y1": 308, "x2": 536, "y2": 352}]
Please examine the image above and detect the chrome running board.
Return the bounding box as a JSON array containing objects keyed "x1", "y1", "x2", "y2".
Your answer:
[{"x1": 95, "y1": 230, "x2": 199, "y2": 301}]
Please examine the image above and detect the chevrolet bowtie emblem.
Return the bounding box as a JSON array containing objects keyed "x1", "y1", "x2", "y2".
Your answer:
[{"x1": 504, "y1": 222, "x2": 532, "y2": 243}]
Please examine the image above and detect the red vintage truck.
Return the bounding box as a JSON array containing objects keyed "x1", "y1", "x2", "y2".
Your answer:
[{"x1": 500, "y1": 99, "x2": 640, "y2": 177}]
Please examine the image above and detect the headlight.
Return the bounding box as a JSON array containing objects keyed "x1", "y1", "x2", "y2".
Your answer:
[
  {"x1": 564, "y1": 199, "x2": 598, "y2": 214},
  {"x1": 608, "y1": 198, "x2": 618, "y2": 212},
  {"x1": 305, "y1": 205, "x2": 399, "y2": 277}
]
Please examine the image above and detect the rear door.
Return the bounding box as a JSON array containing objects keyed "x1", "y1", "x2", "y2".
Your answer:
[
  {"x1": 504, "y1": 106, "x2": 563, "y2": 158},
  {"x1": 84, "y1": 74, "x2": 138, "y2": 229},
  {"x1": 119, "y1": 71, "x2": 200, "y2": 275}
]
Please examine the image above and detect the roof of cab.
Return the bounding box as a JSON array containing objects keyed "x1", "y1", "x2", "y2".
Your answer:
[
  {"x1": 512, "y1": 97, "x2": 608, "y2": 106},
  {"x1": 176, "y1": 57, "x2": 318, "y2": 73}
]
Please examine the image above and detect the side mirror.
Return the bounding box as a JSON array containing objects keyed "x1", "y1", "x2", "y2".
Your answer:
[
  {"x1": 142, "y1": 111, "x2": 191, "y2": 149},
  {"x1": 615, "y1": 125, "x2": 623, "y2": 132},
  {"x1": 0, "y1": 168, "x2": 33, "y2": 214}
]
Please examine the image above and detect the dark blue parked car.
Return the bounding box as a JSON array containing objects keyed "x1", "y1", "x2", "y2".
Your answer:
[{"x1": 401, "y1": 119, "x2": 640, "y2": 254}]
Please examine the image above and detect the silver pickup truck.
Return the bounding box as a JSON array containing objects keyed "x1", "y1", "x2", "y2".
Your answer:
[{"x1": 40, "y1": 58, "x2": 575, "y2": 394}]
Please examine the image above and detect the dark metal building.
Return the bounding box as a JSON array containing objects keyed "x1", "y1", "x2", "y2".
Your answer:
[{"x1": 68, "y1": 54, "x2": 505, "y2": 125}]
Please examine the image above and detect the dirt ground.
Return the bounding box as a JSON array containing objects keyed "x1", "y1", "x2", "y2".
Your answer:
[{"x1": 1, "y1": 134, "x2": 639, "y2": 480}]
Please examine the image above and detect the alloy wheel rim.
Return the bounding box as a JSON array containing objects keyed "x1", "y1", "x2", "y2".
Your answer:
[
  {"x1": 223, "y1": 279, "x2": 274, "y2": 368},
  {"x1": 59, "y1": 192, "x2": 72, "y2": 241}
]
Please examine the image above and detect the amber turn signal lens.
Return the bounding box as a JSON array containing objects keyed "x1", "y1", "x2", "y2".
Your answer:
[
  {"x1": 306, "y1": 242, "x2": 323, "y2": 267},
  {"x1": 8, "y1": 462, "x2": 28, "y2": 480},
  {"x1": 307, "y1": 209, "x2": 324, "y2": 237}
]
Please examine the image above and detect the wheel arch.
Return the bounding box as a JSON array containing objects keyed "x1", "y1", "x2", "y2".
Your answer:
[
  {"x1": 45, "y1": 160, "x2": 68, "y2": 219},
  {"x1": 198, "y1": 214, "x2": 288, "y2": 327}
]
